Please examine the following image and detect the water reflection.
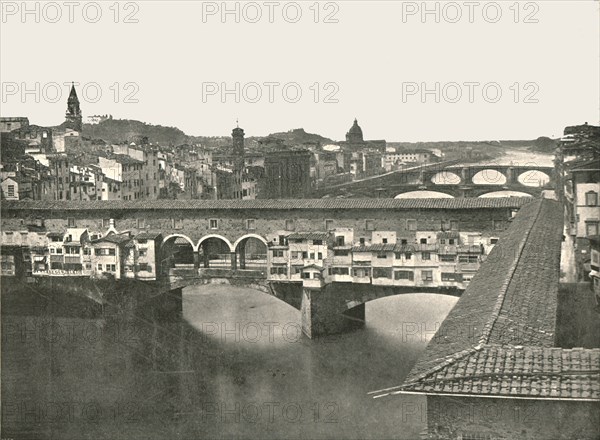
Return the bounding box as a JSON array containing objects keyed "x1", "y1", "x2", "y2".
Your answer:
[{"x1": 2, "y1": 286, "x2": 457, "y2": 439}]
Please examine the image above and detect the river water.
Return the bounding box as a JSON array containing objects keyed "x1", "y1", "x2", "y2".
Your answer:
[{"x1": 2, "y1": 285, "x2": 457, "y2": 439}]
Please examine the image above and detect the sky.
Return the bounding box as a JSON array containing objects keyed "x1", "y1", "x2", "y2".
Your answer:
[{"x1": 1, "y1": 1, "x2": 599, "y2": 142}]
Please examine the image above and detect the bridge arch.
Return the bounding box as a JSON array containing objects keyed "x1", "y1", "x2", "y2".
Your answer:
[
  {"x1": 233, "y1": 234, "x2": 268, "y2": 250},
  {"x1": 162, "y1": 234, "x2": 197, "y2": 251},
  {"x1": 478, "y1": 190, "x2": 534, "y2": 198},
  {"x1": 430, "y1": 171, "x2": 461, "y2": 185},
  {"x1": 234, "y1": 234, "x2": 268, "y2": 271},
  {"x1": 197, "y1": 235, "x2": 234, "y2": 269},
  {"x1": 161, "y1": 234, "x2": 197, "y2": 274},
  {"x1": 517, "y1": 170, "x2": 550, "y2": 187},
  {"x1": 197, "y1": 234, "x2": 234, "y2": 253},
  {"x1": 395, "y1": 190, "x2": 455, "y2": 199},
  {"x1": 472, "y1": 169, "x2": 507, "y2": 185}
]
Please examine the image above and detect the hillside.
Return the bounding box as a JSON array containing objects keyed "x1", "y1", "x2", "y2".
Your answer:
[
  {"x1": 82, "y1": 119, "x2": 192, "y2": 146},
  {"x1": 257, "y1": 128, "x2": 334, "y2": 146}
]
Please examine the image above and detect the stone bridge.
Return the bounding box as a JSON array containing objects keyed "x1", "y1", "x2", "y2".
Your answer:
[
  {"x1": 313, "y1": 163, "x2": 555, "y2": 198},
  {"x1": 162, "y1": 267, "x2": 462, "y2": 338},
  {"x1": 1, "y1": 198, "x2": 531, "y2": 338}
]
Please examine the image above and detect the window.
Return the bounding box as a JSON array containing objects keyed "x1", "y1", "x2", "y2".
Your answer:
[
  {"x1": 97, "y1": 264, "x2": 103, "y2": 270},
  {"x1": 359, "y1": 238, "x2": 365, "y2": 245},
  {"x1": 459, "y1": 255, "x2": 479, "y2": 263},
  {"x1": 448, "y1": 239, "x2": 455, "y2": 245},
  {"x1": 373, "y1": 267, "x2": 392, "y2": 278},
  {"x1": 67, "y1": 218, "x2": 75, "y2": 227},
  {"x1": 56, "y1": 248, "x2": 63, "y2": 254},
  {"x1": 334, "y1": 250, "x2": 349, "y2": 257},
  {"x1": 336, "y1": 236, "x2": 345, "y2": 246},
  {"x1": 440, "y1": 255, "x2": 455, "y2": 262},
  {"x1": 586, "y1": 191, "x2": 598, "y2": 206},
  {"x1": 329, "y1": 267, "x2": 350, "y2": 275},
  {"x1": 420, "y1": 238, "x2": 427, "y2": 244},
  {"x1": 302, "y1": 272, "x2": 311, "y2": 279},
  {"x1": 422, "y1": 252, "x2": 431, "y2": 260},
  {"x1": 137, "y1": 218, "x2": 145, "y2": 228},
  {"x1": 313, "y1": 239, "x2": 323, "y2": 245},
  {"x1": 270, "y1": 266, "x2": 288, "y2": 275},
  {"x1": 139, "y1": 249, "x2": 147, "y2": 257},
  {"x1": 442, "y1": 273, "x2": 463, "y2": 282},
  {"x1": 209, "y1": 219, "x2": 218, "y2": 230},
  {"x1": 7, "y1": 185, "x2": 15, "y2": 198},
  {"x1": 394, "y1": 271, "x2": 414, "y2": 281},
  {"x1": 401, "y1": 239, "x2": 408, "y2": 245},
  {"x1": 405, "y1": 252, "x2": 412, "y2": 260},
  {"x1": 586, "y1": 222, "x2": 599, "y2": 237},
  {"x1": 285, "y1": 219, "x2": 295, "y2": 231},
  {"x1": 325, "y1": 219, "x2": 334, "y2": 230},
  {"x1": 302, "y1": 251, "x2": 308, "y2": 259},
  {"x1": 108, "y1": 249, "x2": 116, "y2": 256},
  {"x1": 83, "y1": 248, "x2": 91, "y2": 255},
  {"x1": 490, "y1": 238, "x2": 499, "y2": 244},
  {"x1": 382, "y1": 238, "x2": 388, "y2": 244},
  {"x1": 365, "y1": 220, "x2": 375, "y2": 231},
  {"x1": 376, "y1": 253, "x2": 387, "y2": 259},
  {"x1": 272, "y1": 250, "x2": 284, "y2": 258},
  {"x1": 407, "y1": 220, "x2": 417, "y2": 231},
  {"x1": 421, "y1": 270, "x2": 433, "y2": 281},
  {"x1": 139, "y1": 263, "x2": 150, "y2": 272},
  {"x1": 246, "y1": 219, "x2": 256, "y2": 230}
]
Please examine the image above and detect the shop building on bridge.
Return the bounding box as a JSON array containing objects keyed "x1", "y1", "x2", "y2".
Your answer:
[{"x1": 0, "y1": 198, "x2": 531, "y2": 290}]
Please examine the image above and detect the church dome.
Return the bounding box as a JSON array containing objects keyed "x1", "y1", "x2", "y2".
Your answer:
[{"x1": 346, "y1": 118, "x2": 364, "y2": 143}]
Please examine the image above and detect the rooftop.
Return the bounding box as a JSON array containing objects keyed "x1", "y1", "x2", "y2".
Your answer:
[
  {"x1": 372, "y1": 199, "x2": 599, "y2": 401},
  {"x1": 1, "y1": 198, "x2": 533, "y2": 212}
]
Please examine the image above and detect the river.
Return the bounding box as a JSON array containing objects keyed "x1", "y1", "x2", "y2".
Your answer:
[{"x1": 1, "y1": 285, "x2": 458, "y2": 439}]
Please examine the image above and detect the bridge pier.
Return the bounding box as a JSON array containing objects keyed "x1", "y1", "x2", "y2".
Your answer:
[
  {"x1": 300, "y1": 286, "x2": 365, "y2": 339},
  {"x1": 230, "y1": 252, "x2": 237, "y2": 270}
]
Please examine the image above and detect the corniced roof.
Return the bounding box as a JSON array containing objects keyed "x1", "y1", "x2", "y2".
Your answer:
[
  {"x1": 372, "y1": 199, "x2": 599, "y2": 401},
  {"x1": 0, "y1": 198, "x2": 532, "y2": 212}
]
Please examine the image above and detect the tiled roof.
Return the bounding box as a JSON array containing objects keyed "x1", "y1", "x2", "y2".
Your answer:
[
  {"x1": 389, "y1": 346, "x2": 600, "y2": 400},
  {"x1": 287, "y1": 232, "x2": 330, "y2": 241},
  {"x1": 0, "y1": 198, "x2": 533, "y2": 212},
  {"x1": 92, "y1": 234, "x2": 131, "y2": 245},
  {"x1": 135, "y1": 232, "x2": 162, "y2": 240},
  {"x1": 352, "y1": 243, "x2": 440, "y2": 253},
  {"x1": 372, "y1": 199, "x2": 596, "y2": 401}
]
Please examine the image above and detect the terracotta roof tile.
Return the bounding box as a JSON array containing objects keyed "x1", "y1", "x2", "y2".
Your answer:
[{"x1": 0, "y1": 198, "x2": 532, "y2": 212}]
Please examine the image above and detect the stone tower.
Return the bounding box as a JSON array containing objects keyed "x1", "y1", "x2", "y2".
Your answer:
[
  {"x1": 232, "y1": 123, "x2": 245, "y2": 199},
  {"x1": 65, "y1": 83, "x2": 82, "y2": 132}
]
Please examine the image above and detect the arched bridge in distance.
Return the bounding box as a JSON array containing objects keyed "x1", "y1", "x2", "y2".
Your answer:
[{"x1": 312, "y1": 163, "x2": 556, "y2": 199}]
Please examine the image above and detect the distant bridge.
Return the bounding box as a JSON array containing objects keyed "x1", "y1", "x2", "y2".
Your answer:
[{"x1": 312, "y1": 163, "x2": 555, "y2": 198}]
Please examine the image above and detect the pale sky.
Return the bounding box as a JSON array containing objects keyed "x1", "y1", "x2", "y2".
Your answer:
[{"x1": 1, "y1": 1, "x2": 598, "y2": 141}]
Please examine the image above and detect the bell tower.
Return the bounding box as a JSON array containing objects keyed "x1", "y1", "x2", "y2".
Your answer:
[{"x1": 65, "y1": 82, "x2": 82, "y2": 131}]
